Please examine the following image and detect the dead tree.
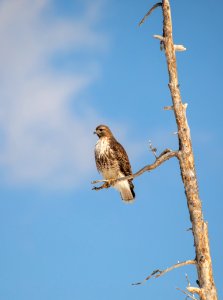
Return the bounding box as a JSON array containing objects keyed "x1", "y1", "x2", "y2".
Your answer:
[{"x1": 92, "y1": 1, "x2": 218, "y2": 299}]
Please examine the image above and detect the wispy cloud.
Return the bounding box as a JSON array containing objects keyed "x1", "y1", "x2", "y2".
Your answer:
[{"x1": 0, "y1": 0, "x2": 107, "y2": 188}]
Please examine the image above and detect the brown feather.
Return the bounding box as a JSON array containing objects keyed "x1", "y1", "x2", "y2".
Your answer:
[{"x1": 94, "y1": 125, "x2": 135, "y2": 202}]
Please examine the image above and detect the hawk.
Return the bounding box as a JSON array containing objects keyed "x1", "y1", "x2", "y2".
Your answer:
[{"x1": 94, "y1": 125, "x2": 135, "y2": 202}]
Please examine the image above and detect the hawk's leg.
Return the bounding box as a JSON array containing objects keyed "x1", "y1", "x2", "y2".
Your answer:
[{"x1": 92, "y1": 182, "x2": 111, "y2": 191}]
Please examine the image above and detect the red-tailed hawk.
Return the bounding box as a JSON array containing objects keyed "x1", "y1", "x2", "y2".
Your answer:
[{"x1": 94, "y1": 125, "x2": 135, "y2": 202}]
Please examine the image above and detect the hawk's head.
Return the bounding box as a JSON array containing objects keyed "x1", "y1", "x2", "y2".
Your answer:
[{"x1": 94, "y1": 125, "x2": 113, "y2": 138}]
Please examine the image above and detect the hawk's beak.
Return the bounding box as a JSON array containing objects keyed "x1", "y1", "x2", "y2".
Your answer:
[{"x1": 93, "y1": 131, "x2": 97, "y2": 134}]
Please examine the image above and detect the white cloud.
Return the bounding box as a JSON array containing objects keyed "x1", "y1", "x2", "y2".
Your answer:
[{"x1": 0, "y1": 0, "x2": 107, "y2": 188}]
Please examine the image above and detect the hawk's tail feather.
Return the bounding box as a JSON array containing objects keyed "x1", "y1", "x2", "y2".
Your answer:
[
  {"x1": 115, "y1": 180, "x2": 135, "y2": 203},
  {"x1": 129, "y1": 181, "x2": 135, "y2": 198}
]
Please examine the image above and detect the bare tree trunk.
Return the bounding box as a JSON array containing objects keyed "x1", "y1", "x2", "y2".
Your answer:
[
  {"x1": 92, "y1": 1, "x2": 218, "y2": 299},
  {"x1": 162, "y1": 1, "x2": 217, "y2": 299}
]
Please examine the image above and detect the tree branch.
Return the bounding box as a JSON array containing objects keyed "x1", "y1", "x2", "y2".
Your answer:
[
  {"x1": 174, "y1": 44, "x2": 186, "y2": 52},
  {"x1": 92, "y1": 149, "x2": 178, "y2": 189},
  {"x1": 138, "y1": 2, "x2": 162, "y2": 26},
  {"x1": 187, "y1": 287, "x2": 205, "y2": 300},
  {"x1": 132, "y1": 260, "x2": 196, "y2": 286},
  {"x1": 148, "y1": 140, "x2": 158, "y2": 158},
  {"x1": 153, "y1": 34, "x2": 164, "y2": 41},
  {"x1": 176, "y1": 287, "x2": 199, "y2": 300},
  {"x1": 164, "y1": 105, "x2": 173, "y2": 110}
]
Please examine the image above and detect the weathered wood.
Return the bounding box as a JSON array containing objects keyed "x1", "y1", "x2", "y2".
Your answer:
[
  {"x1": 132, "y1": 260, "x2": 196, "y2": 286},
  {"x1": 92, "y1": 2, "x2": 218, "y2": 298},
  {"x1": 162, "y1": 1, "x2": 217, "y2": 299},
  {"x1": 92, "y1": 149, "x2": 178, "y2": 186}
]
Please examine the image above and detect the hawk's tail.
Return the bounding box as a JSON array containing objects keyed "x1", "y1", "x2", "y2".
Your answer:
[{"x1": 115, "y1": 180, "x2": 135, "y2": 203}]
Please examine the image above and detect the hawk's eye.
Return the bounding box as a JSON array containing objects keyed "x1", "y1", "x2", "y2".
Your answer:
[{"x1": 99, "y1": 128, "x2": 103, "y2": 131}]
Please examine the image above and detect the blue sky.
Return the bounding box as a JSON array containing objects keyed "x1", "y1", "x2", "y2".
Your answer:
[{"x1": 0, "y1": 0, "x2": 222, "y2": 299}]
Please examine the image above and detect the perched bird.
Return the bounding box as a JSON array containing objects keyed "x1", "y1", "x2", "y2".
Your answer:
[{"x1": 94, "y1": 125, "x2": 135, "y2": 202}]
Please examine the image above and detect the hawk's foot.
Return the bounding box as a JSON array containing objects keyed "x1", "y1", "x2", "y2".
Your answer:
[
  {"x1": 108, "y1": 178, "x2": 117, "y2": 186},
  {"x1": 92, "y1": 182, "x2": 110, "y2": 191}
]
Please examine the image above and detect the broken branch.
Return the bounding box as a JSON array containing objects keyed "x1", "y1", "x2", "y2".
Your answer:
[
  {"x1": 164, "y1": 105, "x2": 173, "y2": 110},
  {"x1": 174, "y1": 44, "x2": 186, "y2": 51},
  {"x1": 148, "y1": 140, "x2": 157, "y2": 158},
  {"x1": 138, "y1": 2, "x2": 162, "y2": 26},
  {"x1": 187, "y1": 287, "x2": 205, "y2": 299},
  {"x1": 176, "y1": 287, "x2": 198, "y2": 300},
  {"x1": 92, "y1": 149, "x2": 179, "y2": 189},
  {"x1": 153, "y1": 34, "x2": 164, "y2": 41},
  {"x1": 132, "y1": 259, "x2": 196, "y2": 285}
]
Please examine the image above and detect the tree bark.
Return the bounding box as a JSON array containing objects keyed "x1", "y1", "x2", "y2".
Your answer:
[
  {"x1": 92, "y1": 2, "x2": 218, "y2": 298},
  {"x1": 161, "y1": 1, "x2": 218, "y2": 299}
]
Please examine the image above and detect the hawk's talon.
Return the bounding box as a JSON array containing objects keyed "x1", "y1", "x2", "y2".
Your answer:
[
  {"x1": 108, "y1": 179, "x2": 118, "y2": 186},
  {"x1": 92, "y1": 182, "x2": 111, "y2": 191},
  {"x1": 92, "y1": 186, "x2": 102, "y2": 191},
  {"x1": 104, "y1": 182, "x2": 111, "y2": 188}
]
